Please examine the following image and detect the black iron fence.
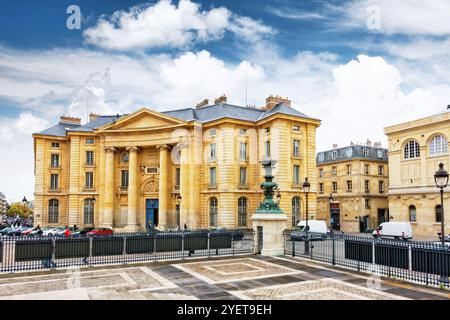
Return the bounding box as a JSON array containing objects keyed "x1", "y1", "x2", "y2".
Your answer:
[
  {"x1": 0, "y1": 229, "x2": 254, "y2": 273},
  {"x1": 284, "y1": 231, "x2": 450, "y2": 288}
]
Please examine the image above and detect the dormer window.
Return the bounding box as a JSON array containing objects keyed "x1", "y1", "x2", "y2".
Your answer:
[
  {"x1": 346, "y1": 147, "x2": 353, "y2": 157},
  {"x1": 318, "y1": 153, "x2": 325, "y2": 162},
  {"x1": 331, "y1": 151, "x2": 338, "y2": 160},
  {"x1": 377, "y1": 149, "x2": 384, "y2": 158},
  {"x1": 363, "y1": 148, "x2": 369, "y2": 157}
]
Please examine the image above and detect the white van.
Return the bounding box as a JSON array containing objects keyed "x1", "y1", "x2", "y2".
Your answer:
[
  {"x1": 292, "y1": 220, "x2": 328, "y2": 240},
  {"x1": 372, "y1": 222, "x2": 413, "y2": 240}
]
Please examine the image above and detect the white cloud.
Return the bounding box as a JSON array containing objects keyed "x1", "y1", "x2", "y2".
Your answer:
[
  {"x1": 83, "y1": 0, "x2": 274, "y2": 51},
  {"x1": 336, "y1": 0, "x2": 450, "y2": 36}
]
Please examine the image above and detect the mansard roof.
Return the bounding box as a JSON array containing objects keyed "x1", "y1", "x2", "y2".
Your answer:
[
  {"x1": 35, "y1": 102, "x2": 318, "y2": 137},
  {"x1": 317, "y1": 145, "x2": 388, "y2": 165}
]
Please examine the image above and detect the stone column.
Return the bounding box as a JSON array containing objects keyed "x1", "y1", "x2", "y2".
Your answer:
[
  {"x1": 103, "y1": 147, "x2": 116, "y2": 228},
  {"x1": 126, "y1": 146, "x2": 140, "y2": 231},
  {"x1": 157, "y1": 145, "x2": 170, "y2": 229}
]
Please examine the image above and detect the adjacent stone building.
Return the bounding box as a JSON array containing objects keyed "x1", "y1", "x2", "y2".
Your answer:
[
  {"x1": 0, "y1": 192, "x2": 8, "y2": 214},
  {"x1": 33, "y1": 95, "x2": 320, "y2": 231},
  {"x1": 384, "y1": 107, "x2": 450, "y2": 236},
  {"x1": 316, "y1": 142, "x2": 389, "y2": 233}
]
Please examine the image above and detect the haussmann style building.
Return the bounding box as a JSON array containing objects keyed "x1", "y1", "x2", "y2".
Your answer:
[
  {"x1": 316, "y1": 142, "x2": 389, "y2": 233},
  {"x1": 384, "y1": 107, "x2": 450, "y2": 236},
  {"x1": 32, "y1": 95, "x2": 321, "y2": 232}
]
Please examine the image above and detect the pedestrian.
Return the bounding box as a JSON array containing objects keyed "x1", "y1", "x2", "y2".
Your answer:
[{"x1": 64, "y1": 226, "x2": 71, "y2": 237}]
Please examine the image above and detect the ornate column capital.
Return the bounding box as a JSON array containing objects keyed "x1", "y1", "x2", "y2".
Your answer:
[
  {"x1": 157, "y1": 144, "x2": 171, "y2": 151},
  {"x1": 104, "y1": 146, "x2": 117, "y2": 153},
  {"x1": 126, "y1": 146, "x2": 140, "y2": 153}
]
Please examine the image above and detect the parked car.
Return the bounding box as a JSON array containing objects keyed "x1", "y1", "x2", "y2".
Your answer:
[
  {"x1": 437, "y1": 232, "x2": 450, "y2": 242},
  {"x1": 86, "y1": 228, "x2": 113, "y2": 236},
  {"x1": 291, "y1": 220, "x2": 328, "y2": 241},
  {"x1": 372, "y1": 222, "x2": 413, "y2": 240},
  {"x1": 72, "y1": 227, "x2": 95, "y2": 237},
  {"x1": 0, "y1": 227, "x2": 12, "y2": 236},
  {"x1": 42, "y1": 227, "x2": 66, "y2": 237},
  {"x1": 21, "y1": 227, "x2": 37, "y2": 236},
  {"x1": 7, "y1": 226, "x2": 31, "y2": 236}
]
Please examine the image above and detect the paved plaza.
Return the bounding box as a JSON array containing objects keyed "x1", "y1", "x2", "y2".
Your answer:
[{"x1": 0, "y1": 255, "x2": 449, "y2": 300}]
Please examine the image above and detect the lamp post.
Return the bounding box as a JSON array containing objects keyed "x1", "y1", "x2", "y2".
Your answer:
[
  {"x1": 22, "y1": 196, "x2": 27, "y2": 206},
  {"x1": 434, "y1": 163, "x2": 449, "y2": 284},
  {"x1": 303, "y1": 178, "x2": 311, "y2": 254},
  {"x1": 329, "y1": 193, "x2": 334, "y2": 232},
  {"x1": 90, "y1": 196, "x2": 96, "y2": 227}
]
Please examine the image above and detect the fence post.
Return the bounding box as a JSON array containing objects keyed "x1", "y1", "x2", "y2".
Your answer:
[
  {"x1": 372, "y1": 239, "x2": 376, "y2": 273},
  {"x1": 332, "y1": 235, "x2": 336, "y2": 266},
  {"x1": 182, "y1": 232, "x2": 185, "y2": 260},
  {"x1": 88, "y1": 237, "x2": 93, "y2": 265},
  {"x1": 425, "y1": 246, "x2": 429, "y2": 285},
  {"x1": 408, "y1": 244, "x2": 412, "y2": 272},
  {"x1": 207, "y1": 232, "x2": 211, "y2": 258},
  {"x1": 153, "y1": 233, "x2": 157, "y2": 262},
  {"x1": 51, "y1": 238, "x2": 56, "y2": 269},
  {"x1": 122, "y1": 235, "x2": 127, "y2": 264},
  {"x1": 292, "y1": 235, "x2": 296, "y2": 257},
  {"x1": 357, "y1": 241, "x2": 361, "y2": 272}
]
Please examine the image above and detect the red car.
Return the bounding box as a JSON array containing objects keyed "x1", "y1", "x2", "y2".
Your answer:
[{"x1": 86, "y1": 228, "x2": 113, "y2": 236}]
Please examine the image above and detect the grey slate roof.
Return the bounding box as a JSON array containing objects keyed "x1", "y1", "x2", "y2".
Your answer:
[
  {"x1": 36, "y1": 102, "x2": 317, "y2": 137},
  {"x1": 317, "y1": 145, "x2": 388, "y2": 165}
]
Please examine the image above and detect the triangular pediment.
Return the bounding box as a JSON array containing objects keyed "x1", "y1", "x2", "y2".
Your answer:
[{"x1": 99, "y1": 108, "x2": 186, "y2": 131}]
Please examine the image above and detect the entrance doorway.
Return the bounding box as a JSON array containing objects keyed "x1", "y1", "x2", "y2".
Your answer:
[
  {"x1": 359, "y1": 215, "x2": 370, "y2": 233},
  {"x1": 330, "y1": 203, "x2": 340, "y2": 231},
  {"x1": 378, "y1": 209, "x2": 388, "y2": 225},
  {"x1": 146, "y1": 199, "x2": 159, "y2": 228}
]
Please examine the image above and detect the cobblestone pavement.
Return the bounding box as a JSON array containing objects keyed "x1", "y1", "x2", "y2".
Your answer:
[{"x1": 0, "y1": 255, "x2": 449, "y2": 300}]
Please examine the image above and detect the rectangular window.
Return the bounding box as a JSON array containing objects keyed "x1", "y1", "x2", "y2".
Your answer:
[
  {"x1": 210, "y1": 143, "x2": 216, "y2": 160},
  {"x1": 51, "y1": 154, "x2": 60, "y2": 168},
  {"x1": 347, "y1": 180, "x2": 352, "y2": 192},
  {"x1": 319, "y1": 183, "x2": 324, "y2": 193},
  {"x1": 239, "y1": 128, "x2": 247, "y2": 136},
  {"x1": 86, "y1": 151, "x2": 94, "y2": 165},
  {"x1": 85, "y1": 172, "x2": 94, "y2": 189},
  {"x1": 121, "y1": 170, "x2": 129, "y2": 188},
  {"x1": 293, "y1": 165, "x2": 300, "y2": 185},
  {"x1": 265, "y1": 140, "x2": 271, "y2": 158},
  {"x1": 365, "y1": 180, "x2": 370, "y2": 193},
  {"x1": 319, "y1": 168, "x2": 324, "y2": 178},
  {"x1": 209, "y1": 167, "x2": 217, "y2": 187},
  {"x1": 50, "y1": 174, "x2": 59, "y2": 190},
  {"x1": 379, "y1": 181, "x2": 384, "y2": 193},
  {"x1": 239, "y1": 167, "x2": 247, "y2": 186},
  {"x1": 364, "y1": 164, "x2": 370, "y2": 175},
  {"x1": 378, "y1": 165, "x2": 384, "y2": 175},
  {"x1": 292, "y1": 125, "x2": 300, "y2": 132},
  {"x1": 175, "y1": 168, "x2": 180, "y2": 189},
  {"x1": 265, "y1": 127, "x2": 270, "y2": 134},
  {"x1": 86, "y1": 138, "x2": 95, "y2": 145},
  {"x1": 239, "y1": 142, "x2": 247, "y2": 161},
  {"x1": 347, "y1": 164, "x2": 352, "y2": 175},
  {"x1": 365, "y1": 199, "x2": 371, "y2": 209},
  {"x1": 332, "y1": 181, "x2": 338, "y2": 193},
  {"x1": 210, "y1": 129, "x2": 216, "y2": 136},
  {"x1": 293, "y1": 140, "x2": 300, "y2": 157},
  {"x1": 51, "y1": 142, "x2": 60, "y2": 148},
  {"x1": 332, "y1": 167, "x2": 337, "y2": 176}
]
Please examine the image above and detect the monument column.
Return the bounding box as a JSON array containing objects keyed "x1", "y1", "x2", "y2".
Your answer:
[
  {"x1": 103, "y1": 147, "x2": 116, "y2": 228},
  {"x1": 126, "y1": 146, "x2": 140, "y2": 231},
  {"x1": 157, "y1": 145, "x2": 170, "y2": 229}
]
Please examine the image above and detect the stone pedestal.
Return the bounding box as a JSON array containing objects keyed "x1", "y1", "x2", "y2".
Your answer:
[{"x1": 252, "y1": 213, "x2": 287, "y2": 256}]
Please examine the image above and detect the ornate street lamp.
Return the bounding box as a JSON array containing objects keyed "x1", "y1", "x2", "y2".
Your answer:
[
  {"x1": 303, "y1": 178, "x2": 311, "y2": 254},
  {"x1": 434, "y1": 163, "x2": 449, "y2": 284},
  {"x1": 22, "y1": 196, "x2": 27, "y2": 206}
]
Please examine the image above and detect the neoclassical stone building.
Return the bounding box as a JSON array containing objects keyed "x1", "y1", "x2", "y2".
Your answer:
[
  {"x1": 316, "y1": 143, "x2": 389, "y2": 233},
  {"x1": 385, "y1": 107, "x2": 450, "y2": 236},
  {"x1": 33, "y1": 95, "x2": 320, "y2": 231}
]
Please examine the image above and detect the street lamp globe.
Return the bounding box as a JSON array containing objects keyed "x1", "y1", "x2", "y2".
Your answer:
[
  {"x1": 22, "y1": 196, "x2": 27, "y2": 205},
  {"x1": 303, "y1": 178, "x2": 311, "y2": 194},
  {"x1": 434, "y1": 163, "x2": 449, "y2": 189},
  {"x1": 329, "y1": 193, "x2": 333, "y2": 203}
]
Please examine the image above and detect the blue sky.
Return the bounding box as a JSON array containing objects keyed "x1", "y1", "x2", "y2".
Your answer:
[{"x1": 1, "y1": 0, "x2": 450, "y2": 201}]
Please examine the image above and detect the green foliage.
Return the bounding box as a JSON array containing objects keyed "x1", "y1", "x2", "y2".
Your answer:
[{"x1": 6, "y1": 202, "x2": 32, "y2": 218}]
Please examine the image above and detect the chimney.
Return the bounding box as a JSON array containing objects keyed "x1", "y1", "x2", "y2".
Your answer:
[
  {"x1": 332, "y1": 143, "x2": 338, "y2": 149},
  {"x1": 214, "y1": 94, "x2": 227, "y2": 105},
  {"x1": 59, "y1": 115, "x2": 81, "y2": 125},
  {"x1": 264, "y1": 95, "x2": 291, "y2": 110},
  {"x1": 374, "y1": 142, "x2": 382, "y2": 148},
  {"x1": 366, "y1": 139, "x2": 372, "y2": 147},
  {"x1": 196, "y1": 99, "x2": 209, "y2": 109},
  {"x1": 89, "y1": 113, "x2": 100, "y2": 122},
  {"x1": 447, "y1": 105, "x2": 450, "y2": 110}
]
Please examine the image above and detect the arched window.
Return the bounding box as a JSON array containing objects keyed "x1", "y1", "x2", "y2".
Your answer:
[
  {"x1": 404, "y1": 140, "x2": 420, "y2": 159},
  {"x1": 429, "y1": 135, "x2": 448, "y2": 156},
  {"x1": 84, "y1": 198, "x2": 94, "y2": 225},
  {"x1": 209, "y1": 197, "x2": 218, "y2": 227},
  {"x1": 48, "y1": 199, "x2": 59, "y2": 223},
  {"x1": 436, "y1": 205, "x2": 442, "y2": 223},
  {"x1": 409, "y1": 205, "x2": 416, "y2": 222},
  {"x1": 292, "y1": 196, "x2": 301, "y2": 227},
  {"x1": 238, "y1": 197, "x2": 248, "y2": 227}
]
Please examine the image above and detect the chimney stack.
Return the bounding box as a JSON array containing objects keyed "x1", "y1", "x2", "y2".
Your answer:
[
  {"x1": 196, "y1": 99, "x2": 209, "y2": 109},
  {"x1": 59, "y1": 115, "x2": 81, "y2": 125},
  {"x1": 447, "y1": 105, "x2": 450, "y2": 110},
  {"x1": 264, "y1": 95, "x2": 291, "y2": 111},
  {"x1": 332, "y1": 143, "x2": 338, "y2": 149},
  {"x1": 214, "y1": 94, "x2": 227, "y2": 105},
  {"x1": 89, "y1": 113, "x2": 100, "y2": 122}
]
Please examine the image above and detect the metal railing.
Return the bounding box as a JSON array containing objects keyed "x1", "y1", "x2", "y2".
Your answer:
[
  {"x1": 0, "y1": 229, "x2": 254, "y2": 274},
  {"x1": 284, "y1": 231, "x2": 450, "y2": 289}
]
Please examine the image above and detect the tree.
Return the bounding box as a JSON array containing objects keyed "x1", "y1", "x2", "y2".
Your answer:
[{"x1": 6, "y1": 202, "x2": 32, "y2": 218}]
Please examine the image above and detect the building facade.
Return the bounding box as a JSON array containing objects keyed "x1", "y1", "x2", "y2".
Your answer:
[
  {"x1": 33, "y1": 95, "x2": 320, "y2": 231},
  {"x1": 384, "y1": 108, "x2": 450, "y2": 236},
  {"x1": 316, "y1": 143, "x2": 389, "y2": 233},
  {"x1": 0, "y1": 192, "x2": 7, "y2": 214}
]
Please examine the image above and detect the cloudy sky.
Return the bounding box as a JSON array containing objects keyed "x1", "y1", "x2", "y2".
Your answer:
[{"x1": 1, "y1": 0, "x2": 449, "y2": 202}]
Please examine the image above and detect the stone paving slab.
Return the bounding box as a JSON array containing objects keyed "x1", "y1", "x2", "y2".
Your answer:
[{"x1": 0, "y1": 255, "x2": 448, "y2": 300}]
